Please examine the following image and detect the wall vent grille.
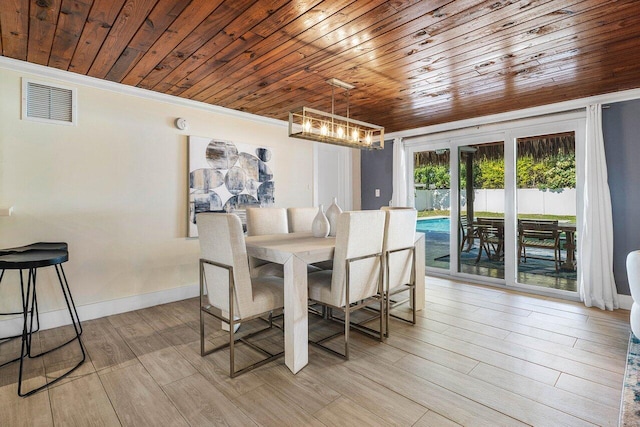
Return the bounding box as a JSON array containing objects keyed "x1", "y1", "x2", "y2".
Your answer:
[{"x1": 22, "y1": 80, "x2": 76, "y2": 125}]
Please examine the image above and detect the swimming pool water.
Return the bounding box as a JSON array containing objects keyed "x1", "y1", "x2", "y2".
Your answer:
[{"x1": 416, "y1": 217, "x2": 451, "y2": 233}]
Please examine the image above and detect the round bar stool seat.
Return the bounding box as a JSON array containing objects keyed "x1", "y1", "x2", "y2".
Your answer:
[
  {"x1": 0, "y1": 243, "x2": 84, "y2": 397},
  {"x1": 0, "y1": 242, "x2": 68, "y2": 254},
  {"x1": 0, "y1": 250, "x2": 68, "y2": 269}
]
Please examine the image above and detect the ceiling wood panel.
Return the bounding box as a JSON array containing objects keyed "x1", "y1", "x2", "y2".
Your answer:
[
  {"x1": 104, "y1": 0, "x2": 191, "y2": 82},
  {"x1": 68, "y1": 0, "x2": 125, "y2": 74},
  {"x1": 176, "y1": 0, "x2": 362, "y2": 100},
  {"x1": 135, "y1": 0, "x2": 258, "y2": 89},
  {"x1": 120, "y1": 0, "x2": 224, "y2": 87},
  {"x1": 196, "y1": 1, "x2": 400, "y2": 108},
  {"x1": 87, "y1": 0, "x2": 159, "y2": 78},
  {"x1": 27, "y1": 0, "x2": 61, "y2": 65},
  {"x1": 0, "y1": 0, "x2": 29, "y2": 60},
  {"x1": 146, "y1": 0, "x2": 290, "y2": 93},
  {"x1": 163, "y1": 2, "x2": 384, "y2": 95},
  {"x1": 236, "y1": 0, "x2": 609, "y2": 116},
  {"x1": 48, "y1": 0, "x2": 93, "y2": 70},
  {"x1": 2, "y1": 0, "x2": 639, "y2": 133}
]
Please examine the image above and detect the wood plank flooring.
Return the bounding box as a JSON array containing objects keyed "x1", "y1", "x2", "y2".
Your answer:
[{"x1": 0, "y1": 276, "x2": 630, "y2": 426}]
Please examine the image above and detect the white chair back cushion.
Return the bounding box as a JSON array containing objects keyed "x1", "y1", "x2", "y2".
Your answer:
[
  {"x1": 331, "y1": 210, "x2": 386, "y2": 307},
  {"x1": 246, "y1": 207, "x2": 289, "y2": 236},
  {"x1": 196, "y1": 213, "x2": 253, "y2": 318},
  {"x1": 383, "y1": 208, "x2": 417, "y2": 291},
  {"x1": 246, "y1": 207, "x2": 288, "y2": 270},
  {"x1": 287, "y1": 207, "x2": 317, "y2": 233}
]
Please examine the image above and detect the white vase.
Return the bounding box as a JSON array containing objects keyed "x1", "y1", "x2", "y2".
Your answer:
[
  {"x1": 312, "y1": 205, "x2": 330, "y2": 238},
  {"x1": 326, "y1": 197, "x2": 342, "y2": 237}
]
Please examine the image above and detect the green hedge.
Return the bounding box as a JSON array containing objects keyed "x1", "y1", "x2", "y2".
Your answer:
[{"x1": 415, "y1": 153, "x2": 575, "y2": 190}]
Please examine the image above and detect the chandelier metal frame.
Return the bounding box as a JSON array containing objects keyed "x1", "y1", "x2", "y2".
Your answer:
[{"x1": 288, "y1": 78, "x2": 384, "y2": 150}]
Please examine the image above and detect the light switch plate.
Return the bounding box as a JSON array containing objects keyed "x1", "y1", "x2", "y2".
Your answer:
[
  {"x1": 0, "y1": 206, "x2": 14, "y2": 216},
  {"x1": 375, "y1": 189, "x2": 380, "y2": 197}
]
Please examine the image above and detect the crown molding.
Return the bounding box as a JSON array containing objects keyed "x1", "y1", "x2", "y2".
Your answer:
[
  {"x1": 0, "y1": 56, "x2": 288, "y2": 128},
  {"x1": 388, "y1": 87, "x2": 640, "y2": 140}
]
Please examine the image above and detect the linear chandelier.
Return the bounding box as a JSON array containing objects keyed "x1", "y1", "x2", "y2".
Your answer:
[{"x1": 288, "y1": 78, "x2": 384, "y2": 150}]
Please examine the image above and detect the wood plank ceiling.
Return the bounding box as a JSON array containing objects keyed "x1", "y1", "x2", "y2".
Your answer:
[{"x1": 1, "y1": 0, "x2": 639, "y2": 133}]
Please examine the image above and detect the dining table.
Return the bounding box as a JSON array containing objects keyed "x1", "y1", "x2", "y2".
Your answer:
[
  {"x1": 557, "y1": 222, "x2": 577, "y2": 270},
  {"x1": 245, "y1": 231, "x2": 425, "y2": 374}
]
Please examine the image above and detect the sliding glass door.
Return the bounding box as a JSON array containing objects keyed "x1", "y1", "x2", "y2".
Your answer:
[
  {"x1": 515, "y1": 132, "x2": 578, "y2": 292},
  {"x1": 406, "y1": 112, "x2": 584, "y2": 298},
  {"x1": 458, "y1": 142, "x2": 505, "y2": 281},
  {"x1": 413, "y1": 148, "x2": 451, "y2": 271}
]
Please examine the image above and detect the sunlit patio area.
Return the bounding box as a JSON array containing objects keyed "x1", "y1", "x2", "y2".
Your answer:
[{"x1": 418, "y1": 217, "x2": 578, "y2": 292}]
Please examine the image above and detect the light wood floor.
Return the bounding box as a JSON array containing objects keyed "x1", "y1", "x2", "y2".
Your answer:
[{"x1": 0, "y1": 276, "x2": 630, "y2": 426}]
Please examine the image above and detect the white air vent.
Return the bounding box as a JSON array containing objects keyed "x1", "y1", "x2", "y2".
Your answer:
[{"x1": 22, "y1": 79, "x2": 76, "y2": 125}]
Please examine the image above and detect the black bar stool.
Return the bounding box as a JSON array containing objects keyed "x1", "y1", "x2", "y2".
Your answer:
[
  {"x1": 0, "y1": 243, "x2": 68, "y2": 343},
  {"x1": 0, "y1": 243, "x2": 85, "y2": 397}
]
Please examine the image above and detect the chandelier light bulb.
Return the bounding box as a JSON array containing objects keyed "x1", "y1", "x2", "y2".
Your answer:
[
  {"x1": 304, "y1": 120, "x2": 312, "y2": 132},
  {"x1": 320, "y1": 123, "x2": 328, "y2": 136},
  {"x1": 337, "y1": 126, "x2": 344, "y2": 138},
  {"x1": 352, "y1": 128, "x2": 359, "y2": 141}
]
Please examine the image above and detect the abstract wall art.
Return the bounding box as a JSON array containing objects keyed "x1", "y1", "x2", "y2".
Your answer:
[{"x1": 188, "y1": 136, "x2": 275, "y2": 237}]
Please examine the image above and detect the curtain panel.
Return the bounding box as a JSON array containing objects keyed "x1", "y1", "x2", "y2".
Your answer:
[{"x1": 579, "y1": 104, "x2": 619, "y2": 310}]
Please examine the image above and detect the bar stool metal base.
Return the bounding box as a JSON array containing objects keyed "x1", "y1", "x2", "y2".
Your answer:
[{"x1": 0, "y1": 244, "x2": 85, "y2": 397}]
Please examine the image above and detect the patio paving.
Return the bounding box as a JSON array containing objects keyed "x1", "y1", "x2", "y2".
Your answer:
[{"x1": 422, "y1": 229, "x2": 577, "y2": 292}]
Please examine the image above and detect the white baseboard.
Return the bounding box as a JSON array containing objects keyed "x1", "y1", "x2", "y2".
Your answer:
[
  {"x1": 618, "y1": 294, "x2": 634, "y2": 311},
  {"x1": 0, "y1": 283, "x2": 199, "y2": 337}
]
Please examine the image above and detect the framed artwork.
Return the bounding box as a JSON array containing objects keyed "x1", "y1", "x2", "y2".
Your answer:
[{"x1": 188, "y1": 136, "x2": 275, "y2": 237}]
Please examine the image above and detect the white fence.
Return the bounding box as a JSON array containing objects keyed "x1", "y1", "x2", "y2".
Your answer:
[{"x1": 415, "y1": 188, "x2": 576, "y2": 216}]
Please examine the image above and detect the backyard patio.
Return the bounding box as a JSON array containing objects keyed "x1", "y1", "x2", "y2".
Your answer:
[{"x1": 418, "y1": 217, "x2": 578, "y2": 292}]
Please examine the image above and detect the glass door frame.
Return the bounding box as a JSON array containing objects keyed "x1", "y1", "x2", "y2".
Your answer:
[
  {"x1": 405, "y1": 111, "x2": 586, "y2": 299},
  {"x1": 506, "y1": 117, "x2": 585, "y2": 296}
]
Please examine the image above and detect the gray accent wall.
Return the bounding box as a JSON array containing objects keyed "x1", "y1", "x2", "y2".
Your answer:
[
  {"x1": 603, "y1": 99, "x2": 640, "y2": 295},
  {"x1": 361, "y1": 140, "x2": 394, "y2": 209}
]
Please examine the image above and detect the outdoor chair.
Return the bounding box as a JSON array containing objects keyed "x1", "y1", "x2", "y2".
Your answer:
[
  {"x1": 518, "y1": 219, "x2": 562, "y2": 272},
  {"x1": 475, "y1": 217, "x2": 505, "y2": 263},
  {"x1": 459, "y1": 216, "x2": 479, "y2": 252}
]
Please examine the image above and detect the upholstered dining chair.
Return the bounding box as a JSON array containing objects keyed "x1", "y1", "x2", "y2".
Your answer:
[
  {"x1": 245, "y1": 207, "x2": 289, "y2": 278},
  {"x1": 196, "y1": 212, "x2": 284, "y2": 377},
  {"x1": 381, "y1": 207, "x2": 417, "y2": 336},
  {"x1": 288, "y1": 206, "x2": 334, "y2": 270},
  {"x1": 286, "y1": 207, "x2": 318, "y2": 233},
  {"x1": 307, "y1": 210, "x2": 386, "y2": 359}
]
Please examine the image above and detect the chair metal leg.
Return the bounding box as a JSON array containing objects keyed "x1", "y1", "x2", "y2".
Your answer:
[
  {"x1": 379, "y1": 293, "x2": 384, "y2": 342},
  {"x1": 344, "y1": 267, "x2": 350, "y2": 360},
  {"x1": 199, "y1": 258, "x2": 283, "y2": 378},
  {"x1": 412, "y1": 285, "x2": 416, "y2": 325},
  {"x1": 385, "y1": 289, "x2": 390, "y2": 338}
]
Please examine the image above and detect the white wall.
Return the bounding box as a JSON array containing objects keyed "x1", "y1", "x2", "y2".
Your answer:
[
  {"x1": 416, "y1": 188, "x2": 576, "y2": 216},
  {"x1": 0, "y1": 65, "x2": 315, "y2": 326}
]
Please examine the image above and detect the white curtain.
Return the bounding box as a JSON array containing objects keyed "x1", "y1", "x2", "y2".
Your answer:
[
  {"x1": 579, "y1": 104, "x2": 619, "y2": 310},
  {"x1": 391, "y1": 137, "x2": 408, "y2": 207}
]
